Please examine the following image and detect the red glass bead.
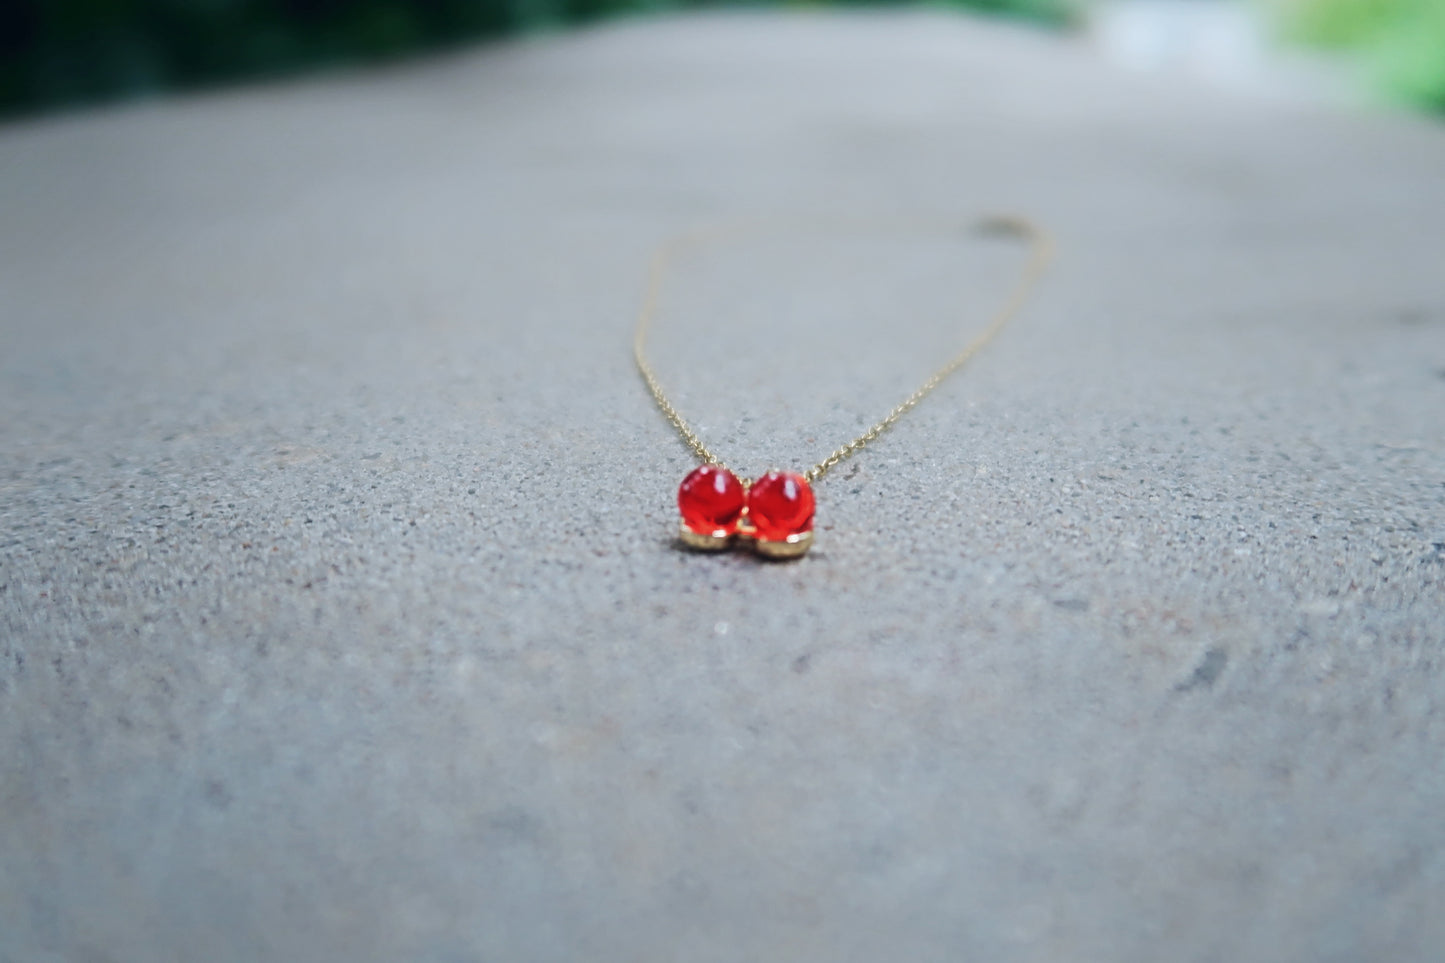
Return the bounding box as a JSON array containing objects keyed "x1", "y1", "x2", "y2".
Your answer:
[
  {"x1": 678, "y1": 465, "x2": 746, "y2": 535},
  {"x1": 747, "y1": 471, "x2": 815, "y2": 541}
]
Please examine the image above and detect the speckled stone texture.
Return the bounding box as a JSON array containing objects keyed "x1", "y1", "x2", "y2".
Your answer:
[{"x1": 2, "y1": 11, "x2": 1444, "y2": 963}]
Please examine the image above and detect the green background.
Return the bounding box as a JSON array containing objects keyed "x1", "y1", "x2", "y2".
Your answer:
[
  {"x1": 2, "y1": 0, "x2": 1442, "y2": 119},
  {"x1": 0, "y1": 0, "x2": 1070, "y2": 118}
]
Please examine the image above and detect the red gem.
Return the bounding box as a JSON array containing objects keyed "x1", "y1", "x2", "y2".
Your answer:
[
  {"x1": 678, "y1": 465, "x2": 746, "y2": 535},
  {"x1": 747, "y1": 471, "x2": 815, "y2": 541}
]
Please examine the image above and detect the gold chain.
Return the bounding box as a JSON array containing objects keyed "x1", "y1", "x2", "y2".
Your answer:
[{"x1": 633, "y1": 215, "x2": 1053, "y2": 485}]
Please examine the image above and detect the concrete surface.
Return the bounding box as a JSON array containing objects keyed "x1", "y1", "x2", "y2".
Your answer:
[{"x1": 2, "y1": 10, "x2": 1444, "y2": 962}]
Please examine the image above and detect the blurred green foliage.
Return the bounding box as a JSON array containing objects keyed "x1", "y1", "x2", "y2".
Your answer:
[
  {"x1": 0, "y1": 0, "x2": 1071, "y2": 118},
  {"x1": 1281, "y1": 0, "x2": 1445, "y2": 110}
]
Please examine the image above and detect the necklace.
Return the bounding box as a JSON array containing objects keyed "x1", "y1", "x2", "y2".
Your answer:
[{"x1": 634, "y1": 215, "x2": 1053, "y2": 559}]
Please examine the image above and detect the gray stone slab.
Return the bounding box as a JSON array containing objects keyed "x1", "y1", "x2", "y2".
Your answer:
[{"x1": 2, "y1": 10, "x2": 1444, "y2": 962}]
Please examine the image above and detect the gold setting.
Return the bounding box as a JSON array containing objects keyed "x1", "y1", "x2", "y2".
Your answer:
[
  {"x1": 751, "y1": 530, "x2": 814, "y2": 560},
  {"x1": 677, "y1": 525, "x2": 733, "y2": 551},
  {"x1": 677, "y1": 518, "x2": 815, "y2": 560}
]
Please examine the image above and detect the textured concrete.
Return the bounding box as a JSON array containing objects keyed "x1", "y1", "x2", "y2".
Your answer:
[{"x1": 2, "y1": 11, "x2": 1444, "y2": 962}]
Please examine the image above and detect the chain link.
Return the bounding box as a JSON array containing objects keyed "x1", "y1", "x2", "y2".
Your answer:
[{"x1": 633, "y1": 215, "x2": 1052, "y2": 486}]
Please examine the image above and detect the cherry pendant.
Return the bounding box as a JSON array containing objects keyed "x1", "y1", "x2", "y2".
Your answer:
[
  {"x1": 675, "y1": 466, "x2": 815, "y2": 559},
  {"x1": 678, "y1": 465, "x2": 746, "y2": 537},
  {"x1": 747, "y1": 471, "x2": 815, "y2": 539},
  {"x1": 746, "y1": 471, "x2": 815, "y2": 558}
]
